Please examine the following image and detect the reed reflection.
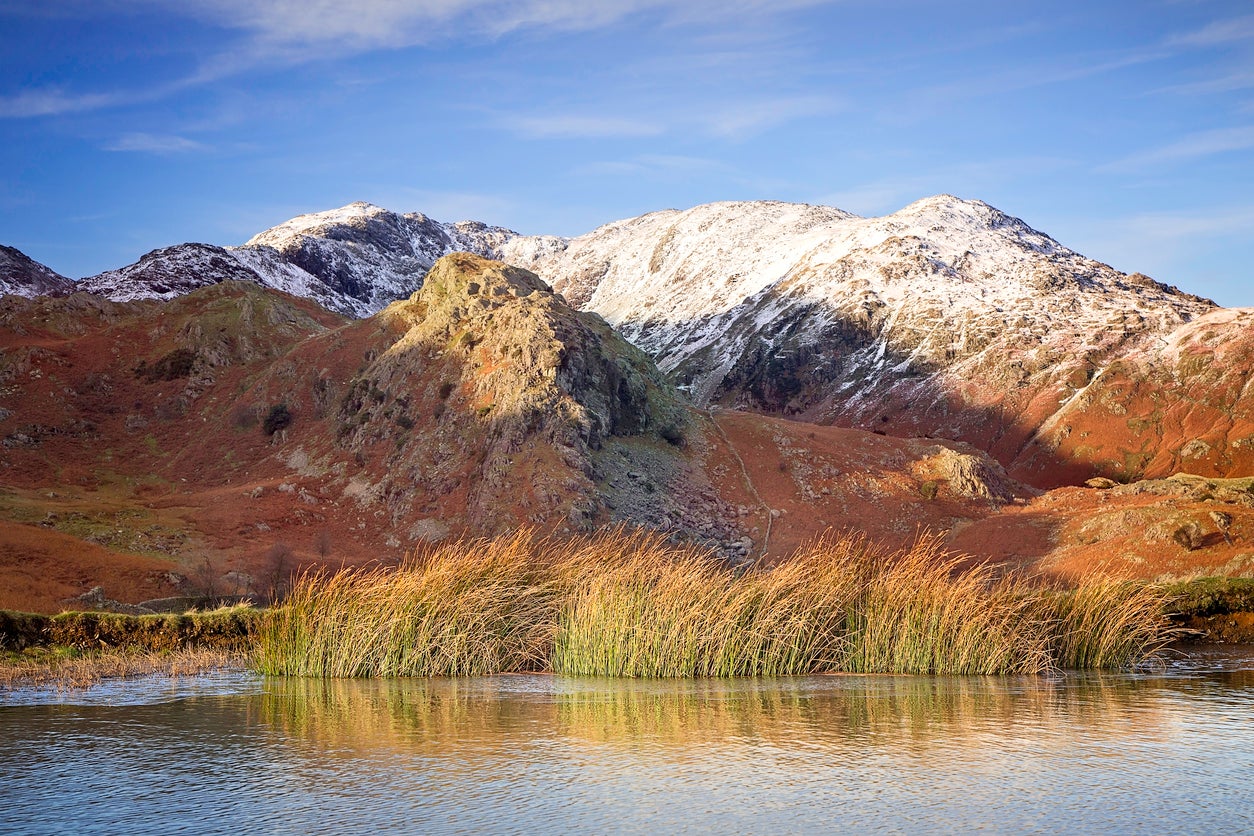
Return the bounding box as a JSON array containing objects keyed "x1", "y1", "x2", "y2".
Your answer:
[{"x1": 253, "y1": 673, "x2": 1187, "y2": 757}]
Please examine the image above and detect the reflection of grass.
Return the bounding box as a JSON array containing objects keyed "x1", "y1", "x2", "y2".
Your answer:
[
  {"x1": 256, "y1": 530, "x2": 1171, "y2": 678},
  {"x1": 253, "y1": 674, "x2": 1171, "y2": 756},
  {"x1": 0, "y1": 647, "x2": 242, "y2": 689}
]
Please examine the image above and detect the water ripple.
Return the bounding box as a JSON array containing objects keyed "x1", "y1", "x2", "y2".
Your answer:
[{"x1": 2, "y1": 653, "x2": 1253, "y2": 834}]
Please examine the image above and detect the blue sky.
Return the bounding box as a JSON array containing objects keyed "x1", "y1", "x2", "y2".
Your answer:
[{"x1": 1, "y1": 1, "x2": 1252, "y2": 306}]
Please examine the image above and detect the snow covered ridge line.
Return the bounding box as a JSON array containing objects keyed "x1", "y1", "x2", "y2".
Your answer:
[
  {"x1": 71, "y1": 201, "x2": 531, "y2": 317},
  {"x1": 39, "y1": 195, "x2": 1210, "y2": 328},
  {"x1": 496, "y1": 194, "x2": 1214, "y2": 397}
]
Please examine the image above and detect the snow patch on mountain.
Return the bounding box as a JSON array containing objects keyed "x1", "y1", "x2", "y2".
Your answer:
[
  {"x1": 1, "y1": 246, "x2": 75, "y2": 298},
  {"x1": 74, "y1": 202, "x2": 525, "y2": 317},
  {"x1": 239, "y1": 201, "x2": 518, "y2": 314}
]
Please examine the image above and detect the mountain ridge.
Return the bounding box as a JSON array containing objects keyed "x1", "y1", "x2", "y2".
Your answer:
[{"x1": 8, "y1": 195, "x2": 1250, "y2": 486}]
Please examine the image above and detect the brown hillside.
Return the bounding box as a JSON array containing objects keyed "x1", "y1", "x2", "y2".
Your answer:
[{"x1": 2, "y1": 259, "x2": 1252, "y2": 612}]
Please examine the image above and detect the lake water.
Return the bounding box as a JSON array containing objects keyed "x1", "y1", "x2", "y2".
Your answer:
[{"x1": 3, "y1": 650, "x2": 1254, "y2": 834}]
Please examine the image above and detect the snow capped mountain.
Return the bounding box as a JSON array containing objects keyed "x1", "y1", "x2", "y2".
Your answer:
[
  {"x1": 27, "y1": 194, "x2": 1245, "y2": 485},
  {"x1": 497, "y1": 196, "x2": 1221, "y2": 483},
  {"x1": 0, "y1": 245, "x2": 75, "y2": 298},
  {"x1": 77, "y1": 202, "x2": 520, "y2": 317},
  {"x1": 238, "y1": 201, "x2": 518, "y2": 315},
  {"x1": 504, "y1": 195, "x2": 1212, "y2": 406},
  {"x1": 77, "y1": 243, "x2": 268, "y2": 302}
]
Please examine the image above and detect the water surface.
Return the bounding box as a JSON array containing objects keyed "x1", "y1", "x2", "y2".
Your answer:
[{"x1": 3, "y1": 649, "x2": 1253, "y2": 834}]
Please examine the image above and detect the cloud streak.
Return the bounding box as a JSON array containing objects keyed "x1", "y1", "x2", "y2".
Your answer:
[
  {"x1": 1169, "y1": 15, "x2": 1254, "y2": 47},
  {"x1": 104, "y1": 132, "x2": 209, "y2": 153},
  {"x1": 0, "y1": 87, "x2": 126, "y2": 118},
  {"x1": 170, "y1": 0, "x2": 827, "y2": 49},
  {"x1": 502, "y1": 114, "x2": 665, "y2": 139},
  {"x1": 1101, "y1": 126, "x2": 1254, "y2": 171}
]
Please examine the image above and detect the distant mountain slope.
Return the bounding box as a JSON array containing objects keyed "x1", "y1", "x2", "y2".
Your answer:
[
  {"x1": 240, "y1": 202, "x2": 519, "y2": 314},
  {"x1": 77, "y1": 243, "x2": 268, "y2": 301},
  {"x1": 0, "y1": 245, "x2": 75, "y2": 297}
]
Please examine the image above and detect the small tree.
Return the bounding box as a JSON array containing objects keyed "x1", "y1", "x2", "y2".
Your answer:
[{"x1": 262, "y1": 542, "x2": 293, "y2": 603}]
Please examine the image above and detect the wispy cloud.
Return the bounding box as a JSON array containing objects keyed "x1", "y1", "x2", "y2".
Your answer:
[
  {"x1": 187, "y1": 0, "x2": 826, "y2": 44},
  {"x1": 703, "y1": 95, "x2": 839, "y2": 139},
  {"x1": 1101, "y1": 125, "x2": 1254, "y2": 171},
  {"x1": 1156, "y1": 71, "x2": 1254, "y2": 96},
  {"x1": 0, "y1": 87, "x2": 125, "y2": 118},
  {"x1": 1169, "y1": 14, "x2": 1254, "y2": 47},
  {"x1": 104, "y1": 132, "x2": 209, "y2": 153},
  {"x1": 1112, "y1": 206, "x2": 1254, "y2": 239},
  {"x1": 0, "y1": 1, "x2": 827, "y2": 119},
  {"x1": 575, "y1": 153, "x2": 726, "y2": 177},
  {"x1": 502, "y1": 113, "x2": 665, "y2": 139},
  {"x1": 914, "y1": 50, "x2": 1170, "y2": 107}
]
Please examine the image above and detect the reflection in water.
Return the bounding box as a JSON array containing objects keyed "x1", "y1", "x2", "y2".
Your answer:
[
  {"x1": 3, "y1": 658, "x2": 1254, "y2": 834},
  {"x1": 256, "y1": 673, "x2": 1179, "y2": 754}
]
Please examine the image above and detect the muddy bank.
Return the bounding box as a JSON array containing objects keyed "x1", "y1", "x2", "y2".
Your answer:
[{"x1": 1163, "y1": 578, "x2": 1254, "y2": 644}]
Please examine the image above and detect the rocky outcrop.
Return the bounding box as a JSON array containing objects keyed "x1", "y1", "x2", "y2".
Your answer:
[{"x1": 326, "y1": 253, "x2": 688, "y2": 533}]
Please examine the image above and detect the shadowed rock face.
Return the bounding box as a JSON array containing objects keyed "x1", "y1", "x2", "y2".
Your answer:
[
  {"x1": 241, "y1": 202, "x2": 520, "y2": 314},
  {"x1": 0, "y1": 245, "x2": 74, "y2": 298}
]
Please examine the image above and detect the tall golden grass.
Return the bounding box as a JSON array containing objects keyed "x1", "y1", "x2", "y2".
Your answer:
[{"x1": 254, "y1": 529, "x2": 1172, "y2": 678}]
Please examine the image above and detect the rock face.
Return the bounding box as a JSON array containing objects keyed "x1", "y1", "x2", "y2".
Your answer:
[
  {"x1": 0, "y1": 246, "x2": 74, "y2": 298},
  {"x1": 242, "y1": 202, "x2": 518, "y2": 315},
  {"x1": 1011, "y1": 307, "x2": 1254, "y2": 485}
]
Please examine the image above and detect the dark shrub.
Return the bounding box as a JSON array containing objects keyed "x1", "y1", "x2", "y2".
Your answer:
[
  {"x1": 135, "y1": 348, "x2": 197, "y2": 382},
  {"x1": 263, "y1": 404, "x2": 293, "y2": 436}
]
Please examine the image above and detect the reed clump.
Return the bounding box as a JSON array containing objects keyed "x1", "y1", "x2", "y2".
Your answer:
[
  {"x1": 254, "y1": 529, "x2": 1173, "y2": 678},
  {"x1": 255, "y1": 531, "x2": 564, "y2": 676}
]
